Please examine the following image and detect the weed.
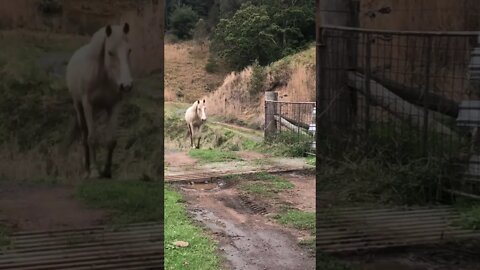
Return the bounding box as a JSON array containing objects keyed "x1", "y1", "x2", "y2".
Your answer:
[
  {"x1": 164, "y1": 186, "x2": 221, "y2": 270},
  {"x1": 188, "y1": 149, "x2": 239, "y2": 163},
  {"x1": 248, "y1": 60, "x2": 265, "y2": 97},
  {"x1": 205, "y1": 57, "x2": 219, "y2": 74},
  {"x1": 317, "y1": 253, "x2": 352, "y2": 270},
  {"x1": 456, "y1": 205, "x2": 480, "y2": 230},
  {"x1": 274, "y1": 209, "x2": 315, "y2": 232},
  {"x1": 0, "y1": 225, "x2": 11, "y2": 249},
  {"x1": 76, "y1": 179, "x2": 161, "y2": 225},
  {"x1": 240, "y1": 173, "x2": 294, "y2": 197},
  {"x1": 266, "y1": 132, "x2": 313, "y2": 157}
]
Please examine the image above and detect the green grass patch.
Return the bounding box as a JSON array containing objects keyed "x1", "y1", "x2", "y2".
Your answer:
[
  {"x1": 456, "y1": 205, "x2": 480, "y2": 230},
  {"x1": 274, "y1": 209, "x2": 315, "y2": 232},
  {"x1": 188, "y1": 148, "x2": 239, "y2": 163},
  {"x1": 165, "y1": 186, "x2": 221, "y2": 270},
  {"x1": 0, "y1": 225, "x2": 11, "y2": 249},
  {"x1": 76, "y1": 180, "x2": 161, "y2": 225},
  {"x1": 306, "y1": 156, "x2": 315, "y2": 166},
  {"x1": 240, "y1": 172, "x2": 294, "y2": 197},
  {"x1": 317, "y1": 253, "x2": 353, "y2": 270}
]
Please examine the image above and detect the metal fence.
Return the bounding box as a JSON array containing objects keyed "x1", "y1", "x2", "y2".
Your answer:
[
  {"x1": 264, "y1": 94, "x2": 316, "y2": 154},
  {"x1": 317, "y1": 25, "x2": 480, "y2": 199}
]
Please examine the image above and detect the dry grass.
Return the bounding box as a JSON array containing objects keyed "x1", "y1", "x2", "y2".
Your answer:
[
  {"x1": 203, "y1": 46, "x2": 316, "y2": 127},
  {"x1": 164, "y1": 41, "x2": 228, "y2": 103}
]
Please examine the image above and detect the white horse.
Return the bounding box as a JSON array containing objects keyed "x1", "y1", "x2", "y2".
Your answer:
[
  {"x1": 65, "y1": 23, "x2": 133, "y2": 179},
  {"x1": 185, "y1": 99, "x2": 207, "y2": 149}
]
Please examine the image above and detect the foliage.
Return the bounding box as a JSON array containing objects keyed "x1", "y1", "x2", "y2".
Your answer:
[
  {"x1": 77, "y1": 180, "x2": 161, "y2": 225},
  {"x1": 164, "y1": 186, "x2": 221, "y2": 269},
  {"x1": 211, "y1": 1, "x2": 315, "y2": 69},
  {"x1": 169, "y1": 5, "x2": 199, "y2": 40},
  {"x1": 266, "y1": 131, "x2": 313, "y2": 157},
  {"x1": 248, "y1": 60, "x2": 266, "y2": 97},
  {"x1": 239, "y1": 172, "x2": 294, "y2": 197},
  {"x1": 274, "y1": 209, "x2": 315, "y2": 232},
  {"x1": 193, "y1": 18, "x2": 209, "y2": 42},
  {"x1": 313, "y1": 121, "x2": 470, "y2": 206},
  {"x1": 188, "y1": 148, "x2": 239, "y2": 163},
  {"x1": 0, "y1": 63, "x2": 71, "y2": 150},
  {"x1": 211, "y1": 4, "x2": 282, "y2": 69},
  {"x1": 205, "y1": 57, "x2": 219, "y2": 73},
  {"x1": 457, "y1": 205, "x2": 480, "y2": 230}
]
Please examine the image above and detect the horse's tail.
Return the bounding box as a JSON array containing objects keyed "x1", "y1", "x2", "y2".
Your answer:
[{"x1": 59, "y1": 114, "x2": 80, "y2": 156}]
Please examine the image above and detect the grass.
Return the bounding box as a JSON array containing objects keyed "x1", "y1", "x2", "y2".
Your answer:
[
  {"x1": 0, "y1": 225, "x2": 10, "y2": 249},
  {"x1": 239, "y1": 172, "x2": 294, "y2": 197},
  {"x1": 188, "y1": 148, "x2": 239, "y2": 163},
  {"x1": 456, "y1": 205, "x2": 480, "y2": 230},
  {"x1": 306, "y1": 156, "x2": 315, "y2": 166},
  {"x1": 76, "y1": 179, "x2": 161, "y2": 225},
  {"x1": 274, "y1": 209, "x2": 315, "y2": 233},
  {"x1": 317, "y1": 253, "x2": 353, "y2": 270},
  {"x1": 164, "y1": 186, "x2": 221, "y2": 270}
]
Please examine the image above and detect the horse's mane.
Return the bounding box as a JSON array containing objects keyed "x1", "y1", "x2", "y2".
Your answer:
[{"x1": 86, "y1": 26, "x2": 107, "y2": 62}]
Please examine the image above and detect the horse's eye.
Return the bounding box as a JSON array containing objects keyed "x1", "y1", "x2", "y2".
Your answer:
[
  {"x1": 108, "y1": 51, "x2": 114, "y2": 57},
  {"x1": 128, "y1": 48, "x2": 132, "y2": 54}
]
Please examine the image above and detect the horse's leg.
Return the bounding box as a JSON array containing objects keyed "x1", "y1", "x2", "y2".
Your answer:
[
  {"x1": 190, "y1": 123, "x2": 195, "y2": 149},
  {"x1": 187, "y1": 123, "x2": 193, "y2": 148},
  {"x1": 82, "y1": 97, "x2": 100, "y2": 179},
  {"x1": 196, "y1": 126, "x2": 201, "y2": 149},
  {"x1": 103, "y1": 105, "x2": 119, "y2": 179},
  {"x1": 75, "y1": 102, "x2": 90, "y2": 177}
]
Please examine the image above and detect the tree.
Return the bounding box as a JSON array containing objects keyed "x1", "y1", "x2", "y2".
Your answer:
[
  {"x1": 193, "y1": 19, "x2": 209, "y2": 42},
  {"x1": 211, "y1": 4, "x2": 283, "y2": 69},
  {"x1": 169, "y1": 5, "x2": 199, "y2": 40}
]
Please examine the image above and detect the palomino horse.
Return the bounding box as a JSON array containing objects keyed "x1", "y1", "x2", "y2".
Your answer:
[
  {"x1": 185, "y1": 99, "x2": 207, "y2": 149},
  {"x1": 65, "y1": 23, "x2": 133, "y2": 179}
]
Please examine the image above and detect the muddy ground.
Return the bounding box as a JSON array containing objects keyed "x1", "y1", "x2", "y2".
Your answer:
[{"x1": 176, "y1": 172, "x2": 316, "y2": 270}]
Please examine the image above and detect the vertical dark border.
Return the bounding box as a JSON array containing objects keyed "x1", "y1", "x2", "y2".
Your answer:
[
  {"x1": 159, "y1": 0, "x2": 166, "y2": 268},
  {"x1": 315, "y1": 0, "x2": 321, "y2": 266}
]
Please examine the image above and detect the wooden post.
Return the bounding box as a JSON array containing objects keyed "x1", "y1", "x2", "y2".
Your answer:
[
  {"x1": 317, "y1": 0, "x2": 358, "y2": 130},
  {"x1": 265, "y1": 91, "x2": 278, "y2": 138}
]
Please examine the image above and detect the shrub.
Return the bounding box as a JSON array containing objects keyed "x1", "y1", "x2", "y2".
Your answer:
[{"x1": 169, "y1": 5, "x2": 199, "y2": 40}]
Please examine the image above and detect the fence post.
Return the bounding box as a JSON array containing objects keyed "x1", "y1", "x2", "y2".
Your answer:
[
  {"x1": 364, "y1": 33, "x2": 372, "y2": 137},
  {"x1": 423, "y1": 37, "x2": 432, "y2": 156},
  {"x1": 265, "y1": 91, "x2": 278, "y2": 139}
]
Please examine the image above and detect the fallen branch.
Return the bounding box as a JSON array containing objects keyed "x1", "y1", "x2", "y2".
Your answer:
[
  {"x1": 347, "y1": 71, "x2": 454, "y2": 136},
  {"x1": 356, "y1": 69, "x2": 459, "y2": 118},
  {"x1": 274, "y1": 115, "x2": 311, "y2": 137}
]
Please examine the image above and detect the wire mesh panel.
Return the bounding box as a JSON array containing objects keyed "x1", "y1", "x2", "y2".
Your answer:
[
  {"x1": 317, "y1": 26, "x2": 480, "y2": 197},
  {"x1": 265, "y1": 100, "x2": 316, "y2": 155}
]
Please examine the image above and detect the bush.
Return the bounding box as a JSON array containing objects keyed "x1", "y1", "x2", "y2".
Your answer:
[
  {"x1": 248, "y1": 60, "x2": 265, "y2": 97},
  {"x1": 169, "y1": 5, "x2": 199, "y2": 40},
  {"x1": 205, "y1": 57, "x2": 219, "y2": 73}
]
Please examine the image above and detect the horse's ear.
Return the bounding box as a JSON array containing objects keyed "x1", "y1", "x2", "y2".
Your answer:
[
  {"x1": 123, "y1": 23, "x2": 130, "y2": 34},
  {"x1": 106, "y1": 25, "x2": 112, "y2": 37}
]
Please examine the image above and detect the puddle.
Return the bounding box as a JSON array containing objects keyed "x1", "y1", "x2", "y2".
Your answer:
[{"x1": 180, "y1": 178, "x2": 238, "y2": 191}]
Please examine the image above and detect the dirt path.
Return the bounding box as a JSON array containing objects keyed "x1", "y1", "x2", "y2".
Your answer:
[
  {"x1": 0, "y1": 185, "x2": 105, "y2": 231},
  {"x1": 177, "y1": 173, "x2": 316, "y2": 270}
]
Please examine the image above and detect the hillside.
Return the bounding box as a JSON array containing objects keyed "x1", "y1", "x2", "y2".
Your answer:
[
  {"x1": 204, "y1": 45, "x2": 316, "y2": 128},
  {"x1": 164, "y1": 41, "x2": 229, "y2": 103}
]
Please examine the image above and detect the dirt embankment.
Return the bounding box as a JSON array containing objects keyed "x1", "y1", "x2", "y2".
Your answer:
[{"x1": 204, "y1": 46, "x2": 316, "y2": 128}]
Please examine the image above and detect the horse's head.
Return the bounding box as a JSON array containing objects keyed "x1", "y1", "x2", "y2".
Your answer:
[
  {"x1": 104, "y1": 23, "x2": 133, "y2": 93},
  {"x1": 196, "y1": 99, "x2": 207, "y2": 122}
]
